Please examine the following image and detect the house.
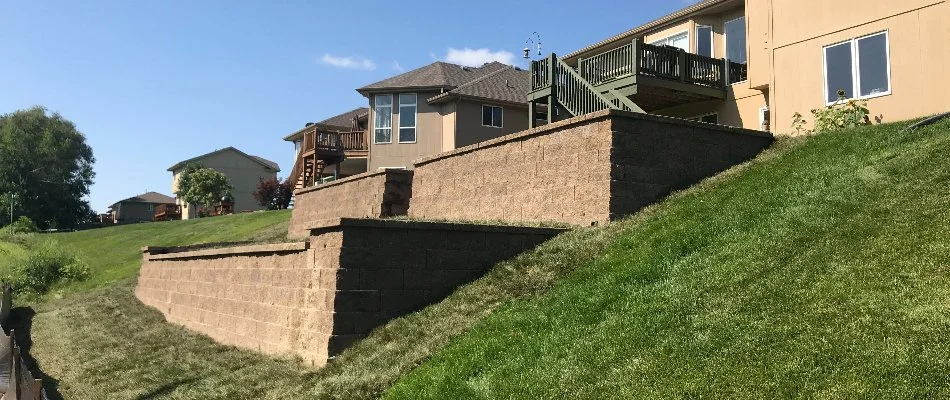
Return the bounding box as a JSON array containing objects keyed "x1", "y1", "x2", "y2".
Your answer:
[
  {"x1": 168, "y1": 147, "x2": 279, "y2": 219},
  {"x1": 283, "y1": 108, "x2": 369, "y2": 189},
  {"x1": 107, "y1": 191, "x2": 176, "y2": 224},
  {"x1": 358, "y1": 61, "x2": 530, "y2": 171},
  {"x1": 528, "y1": 0, "x2": 950, "y2": 132}
]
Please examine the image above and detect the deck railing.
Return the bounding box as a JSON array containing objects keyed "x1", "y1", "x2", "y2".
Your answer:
[
  {"x1": 338, "y1": 131, "x2": 367, "y2": 151},
  {"x1": 728, "y1": 61, "x2": 748, "y2": 85},
  {"x1": 578, "y1": 43, "x2": 635, "y2": 86},
  {"x1": 531, "y1": 57, "x2": 551, "y2": 91},
  {"x1": 533, "y1": 40, "x2": 729, "y2": 95}
]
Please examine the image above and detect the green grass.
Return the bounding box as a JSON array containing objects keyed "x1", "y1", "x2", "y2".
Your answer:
[
  {"x1": 384, "y1": 120, "x2": 950, "y2": 398},
  {"x1": 0, "y1": 238, "x2": 28, "y2": 274},
  {"x1": 46, "y1": 210, "x2": 291, "y2": 291},
  {"x1": 18, "y1": 119, "x2": 950, "y2": 398}
]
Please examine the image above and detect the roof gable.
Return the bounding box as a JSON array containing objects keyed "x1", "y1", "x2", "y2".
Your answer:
[
  {"x1": 167, "y1": 147, "x2": 280, "y2": 172},
  {"x1": 109, "y1": 191, "x2": 176, "y2": 209},
  {"x1": 357, "y1": 61, "x2": 511, "y2": 93}
]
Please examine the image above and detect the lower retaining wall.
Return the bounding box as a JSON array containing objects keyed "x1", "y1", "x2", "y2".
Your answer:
[
  {"x1": 409, "y1": 110, "x2": 774, "y2": 226},
  {"x1": 136, "y1": 218, "x2": 565, "y2": 367},
  {"x1": 288, "y1": 169, "x2": 412, "y2": 238}
]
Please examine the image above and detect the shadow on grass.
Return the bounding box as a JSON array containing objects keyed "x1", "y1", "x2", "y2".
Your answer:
[
  {"x1": 6, "y1": 307, "x2": 64, "y2": 400},
  {"x1": 135, "y1": 378, "x2": 198, "y2": 399}
]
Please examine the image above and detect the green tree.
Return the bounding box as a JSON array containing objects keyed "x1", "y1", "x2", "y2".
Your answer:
[
  {"x1": 175, "y1": 164, "x2": 232, "y2": 215},
  {"x1": 0, "y1": 106, "x2": 95, "y2": 229}
]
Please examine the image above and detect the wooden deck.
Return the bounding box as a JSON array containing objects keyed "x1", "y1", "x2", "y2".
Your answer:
[
  {"x1": 528, "y1": 40, "x2": 744, "y2": 125},
  {"x1": 290, "y1": 126, "x2": 368, "y2": 189}
]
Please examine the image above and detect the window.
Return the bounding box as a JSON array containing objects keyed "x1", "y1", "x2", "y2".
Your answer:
[
  {"x1": 482, "y1": 105, "x2": 503, "y2": 128},
  {"x1": 650, "y1": 31, "x2": 689, "y2": 51},
  {"x1": 398, "y1": 93, "x2": 416, "y2": 143},
  {"x1": 373, "y1": 94, "x2": 392, "y2": 144},
  {"x1": 725, "y1": 17, "x2": 747, "y2": 84},
  {"x1": 759, "y1": 107, "x2": 770, "y2": 132},
  {"x1": 147, "y1": 204, "x2": 154, "y2": 212},
  {"x1": 823, "y1": 32, "x2": 890, "y2": 104},
  {"x1": 696, "y1": 25, "x2": 713, "y2": 57},
  {"x1": 689, "y1": 113, "x2": 718, "y2": 124}
]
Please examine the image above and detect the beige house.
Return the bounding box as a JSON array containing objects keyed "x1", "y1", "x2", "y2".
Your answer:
[
  {"x1": 530, "y1": 0, "x2": 950, "y2": 133},
  {"x1": 168, "y1": 147, "x2": 279, "y2": 219},
  {"x1": 107, "y1": 191, "x2": 176, "y2": 224},
  {"x1": 357, "y1": 61, "x2": 530, "y2": 171}
]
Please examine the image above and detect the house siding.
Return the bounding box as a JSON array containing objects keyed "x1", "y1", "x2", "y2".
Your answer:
[
  {"x1": 114, "y1": 202, "x2": 156, "y2": 224},
  {"x1": 367, "y1": 90, "x2": 445, "y2": 171},
  {"x1": 454, "y1": 100, "x2": 529, "y2": 148},
  {"x1": 171, "y1": 150, "x2": 277, "y2": 219}
]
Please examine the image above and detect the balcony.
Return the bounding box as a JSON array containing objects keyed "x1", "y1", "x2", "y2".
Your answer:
[
  {"x1": 291, "y1": 126, "x2": 368, "y2": 189},
  {"x1": 528, "y1": 40, "x2": 745, "y2": 123}
]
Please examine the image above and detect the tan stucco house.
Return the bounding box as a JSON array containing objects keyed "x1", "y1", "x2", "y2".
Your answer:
[
  {"x1": 528, "y1": 0, "x2": 950, "y2": 133},
  {"x1": 168, "y1": 147, "x2": 279, "y2": 219},
  {"x1": 357, "y1": 61, "x2": 530, "y2": 171},
  {"x1": 107, "y1": 191, "x2": 176, "y2": 224}
]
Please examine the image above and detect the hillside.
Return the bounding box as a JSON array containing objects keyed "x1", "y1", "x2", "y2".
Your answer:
[
  {"x1": 384, "y1": 120, "x2": 950, "y2": 398},
  {"x1": 49, "y1": 210, "x2": 291, "y2": 291},
  {"x1": 16, "y1": 119, "x2": 950, "y2": 398}
]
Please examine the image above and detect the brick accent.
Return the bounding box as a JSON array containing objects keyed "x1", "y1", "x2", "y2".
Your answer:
[
  {"x1": 287, "y1": 169, "x2": 413, "y2": 238},
  {"x1": 409, "y1": 109, "x2": 773, "y2": 226},
  {"x1": 135, "y1": 219, "x2": 565, "y2": 367}
]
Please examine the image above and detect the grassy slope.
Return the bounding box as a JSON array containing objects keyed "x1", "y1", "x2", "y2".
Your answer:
[
  {"x1": 384, "y1": 120, "x2": 950, "y2": 398},
  {"x1": 0, "y1": 239, "x2": 28, "y2": 273},
  {"x1": 49, "y1": 210, "x2": 291, "y2": 291}
]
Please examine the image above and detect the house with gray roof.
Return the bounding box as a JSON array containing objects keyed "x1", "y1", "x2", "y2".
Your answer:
[
  {"x1": 282, "y1": 107, "x2": 369, "y2": 188},
  {"x1": 356, "y1": 61, "x2": 531, "y2": 171},
  {"x1": 107, "y1": 191, "x2": 177, "y2": 224},
  {"x1": 168, "y1": 147, "x2": 279, "y2": 219}
]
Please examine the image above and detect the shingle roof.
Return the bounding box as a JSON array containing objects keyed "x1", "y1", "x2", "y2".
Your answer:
[
  {"x1": 357, "y1": 61, "x2": 510, "y2": 93},
  {"x1": 167, "y1": 147, "x2": 280, "y2": 172},
  {"x1": 282, "y1": 107, "x2": 369, "y2": 141},
  {"x1": 427, "y1": 65, "x2": 530, "y2": 106},
  {"x1": 318, "y1": 107, "x2": 369, "y2": 129},
  {"x1": 109, "y1": 191, "x2": 176, "y2": 209}
]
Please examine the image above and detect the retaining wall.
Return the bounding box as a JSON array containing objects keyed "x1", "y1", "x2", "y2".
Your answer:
[
  {"x1": 288, "y1": 169, "x2": 412, "y2": 238},
  {"x1": 409, "y1": 110, "x2": 774, "y2": 226},
  {"x1": 136, "y1": 219, "x2": 564, "y2": 366}
]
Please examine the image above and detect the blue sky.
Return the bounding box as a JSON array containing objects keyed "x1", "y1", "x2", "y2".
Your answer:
[{"x1": 1, "y1": 0, "x2": 692, "y2": 212}]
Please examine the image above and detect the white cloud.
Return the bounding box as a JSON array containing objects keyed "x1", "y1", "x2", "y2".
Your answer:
[
  {"x1": 392, "y1": 61, "x2": 404, "y2": 72},
  {"x1": 320, "y1": 54, "x2": 376, "y2": 71},
  {"x1": 444, "y1": 48, "x2": 515, "y2": 67}
]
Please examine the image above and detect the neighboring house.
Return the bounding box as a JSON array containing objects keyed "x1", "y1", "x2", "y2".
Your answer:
[
  {"x1": 283, "y1": 108, "x2": 369, "y2": 189},
  {"x1": 107, "y1": 191, "x2": 176, "y2": 224},
  {"x1": 528, "y1": 0, "x2": 950, "y2": 132},
  {"x1": 357, "y1": 61, "x2": 530, "y2": 171},
  {"x1": 168, "y1": 147, "x2": 279, "y2": 219}
]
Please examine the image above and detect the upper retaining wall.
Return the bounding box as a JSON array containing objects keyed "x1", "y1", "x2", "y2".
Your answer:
[
  {"x1": 409, "y1": 110, "x2": 774, "y2": 226},
  {"x1": 136, "y1": 218, "x2": 565, "y2": 367},
  {"x1": 288, "y1": 169, "x2": 412, "y2": 238}
]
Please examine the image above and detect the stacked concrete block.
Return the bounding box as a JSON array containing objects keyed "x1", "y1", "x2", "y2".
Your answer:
[{"x1": 287, "y1": 169, "x2": 412, "y2": 238}]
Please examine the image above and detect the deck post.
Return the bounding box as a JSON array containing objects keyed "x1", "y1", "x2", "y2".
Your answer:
[
  {"x1": 678, "y1": 48, "x2": 688, "y2": 82},
  {"x1": 528, "y1": 99, "x2": 536, "y2": 128},
  {"x1": 632, "y1": 39, "x2": 641, "y2": 76},
  {"x1": 547, "y1": 53, "x2": 557, "y2": 125}
]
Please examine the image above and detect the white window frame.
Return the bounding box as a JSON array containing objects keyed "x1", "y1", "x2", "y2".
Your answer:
[
  {"x1": 724, "y1": 16, "x2": 747, "y2": 85},
  {"x1": 397, "y1": 93, "x2": 417, "y2": 144},
  {"x1": 649, "y1": 30, "x2": 690, "y2": 52},
  {"x1": 373, "y1": 94, "x2": 393, "y2": 144},
  {"x1": 759, "y1": 106, "x2": 770, "y2": 131},
  {"x1": 822, "y1": 31, "x2": 891, "y2": 106},
  {"x1": 482, "y1": 104, "x2": 504, "y2": 128},
  {"x1": 695, "y1": 24, "x2": 714, "y2": 58}
]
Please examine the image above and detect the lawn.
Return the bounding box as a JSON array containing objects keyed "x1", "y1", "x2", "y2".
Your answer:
[
  {"x1": 384, "y1": 120, "x2": 950, "y2": 398},
  {"x1": 47, "y1": 209, "x2": 291, "y2": 291},
  {"x1": 16, "y1": 119, "x2": 950, "y2": 399}
]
